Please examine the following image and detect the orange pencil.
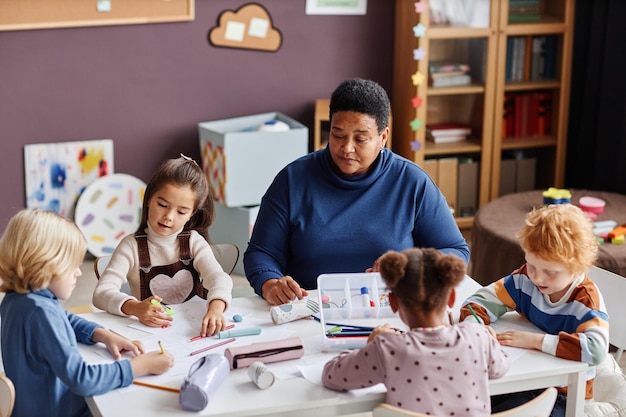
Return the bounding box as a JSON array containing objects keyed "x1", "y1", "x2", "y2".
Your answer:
[{"x1": 133, "y1": 380, "x2": 180, "y2": 393}]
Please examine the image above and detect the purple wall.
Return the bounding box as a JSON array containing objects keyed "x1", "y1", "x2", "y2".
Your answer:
[{"x1": 0, "y1": 0, "x2": 395, "y2": 226}]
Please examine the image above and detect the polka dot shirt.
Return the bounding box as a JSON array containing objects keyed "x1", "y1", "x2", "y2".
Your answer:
[{"x1": 322, "y1": 322, "x2": 510, "y2": 416}]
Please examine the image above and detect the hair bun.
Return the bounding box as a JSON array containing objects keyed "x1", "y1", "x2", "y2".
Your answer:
[
  {"x1": 378, "y1": 250, "x2": 408, "y2": 287},
  {"x1": 435, "y1": 254, "x2": 466, "y2": 285}
]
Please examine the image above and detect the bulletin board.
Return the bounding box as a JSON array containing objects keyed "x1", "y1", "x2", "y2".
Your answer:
[{"x1": 0, "y1": 0, "x2": 194, "y2": 31}]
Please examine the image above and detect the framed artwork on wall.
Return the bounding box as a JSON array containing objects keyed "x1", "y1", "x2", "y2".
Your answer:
[
  {"x1": 24, "y1": 139, "x2": 114, "y2": 219},
  {"x1": 305, "y1": 0, "x2": 367, "y2": 15}
]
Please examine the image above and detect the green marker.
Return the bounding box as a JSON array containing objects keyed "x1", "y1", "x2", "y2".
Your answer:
[{"x1": 151, "y1": 299, "x2": 174, "y2": 316}]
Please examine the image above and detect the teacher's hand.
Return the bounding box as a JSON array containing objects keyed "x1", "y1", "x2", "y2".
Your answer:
[
  {"x1": 365, "y1": 257, "x2": 381, "y2": 273},
  {"x1": 262, "y1": 276, "x2": 308, "y2": 305}
]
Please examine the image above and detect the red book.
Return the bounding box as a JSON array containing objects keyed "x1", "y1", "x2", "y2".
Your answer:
[
  {"x1": 527, "y1": 92, "x2": 540, "y2": 136},
  {"x1": 505, "y1": 93, "x2": 515, "y2": 138},
  {"x1": 514, "y1": 93, "x2": 523, "y2": 137},
  {"x1": 502, "y1": 96, "x2": 508, "y2": 139},
  {"x1": 520, "y1": 93, "x2": 530, "y2": 137},
  {"x1": 537, "y1": 91, "x2": 549, "y2": 136},
  {"x1": 426, "y1": 123, "x2": 471, "y2": 138}
]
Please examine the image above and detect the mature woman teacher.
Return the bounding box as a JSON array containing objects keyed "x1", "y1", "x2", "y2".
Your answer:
[{"x1": 244, "y1": 78, "x2": 469, "y2": 305}]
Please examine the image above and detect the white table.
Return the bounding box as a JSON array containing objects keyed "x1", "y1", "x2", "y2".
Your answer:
[{"x1": 82, "y1": 276, "x2": 587, "y2": 417}]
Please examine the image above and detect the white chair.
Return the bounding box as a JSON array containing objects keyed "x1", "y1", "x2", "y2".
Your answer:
[
  {"x1": 210, "y1": 243, "x2": 239, "y2": 275},
  {"x1": 0, "y1": 373, "x2": 15, "y2": 417},
  {"x1": 587, "y1": 266, "x2": 626, "y2": 362},
  {"x1": 94, "y1": 243, "x2": 240, "y2": 294},
  {"x1": 372, "y1": 387, "x2": 557, "y2": 417},
  {"x1": 584, "y1": 266, "x2": 626, "y2": 417}
]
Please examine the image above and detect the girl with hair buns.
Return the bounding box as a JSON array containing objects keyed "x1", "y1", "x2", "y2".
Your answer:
[{"x1": 322, "y1": 248, "x2": 510, "y2": 416}]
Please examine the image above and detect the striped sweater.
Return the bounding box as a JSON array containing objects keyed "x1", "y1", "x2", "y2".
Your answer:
[{"x1": 460, "y1": 264, "x2": 609, "y2": 399}]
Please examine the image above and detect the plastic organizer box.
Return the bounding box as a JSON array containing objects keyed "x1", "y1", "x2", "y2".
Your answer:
[{"x1": 316, "y1": 272, "x2": 404, "y2": 349}]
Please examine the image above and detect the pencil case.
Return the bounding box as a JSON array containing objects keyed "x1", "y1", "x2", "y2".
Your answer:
[
  {"x1": 179, "y1": 353, "x2": 229, "y2": 412},
  {"x1": 224, "y1": 336, "x2": 304, "y2": 370}
]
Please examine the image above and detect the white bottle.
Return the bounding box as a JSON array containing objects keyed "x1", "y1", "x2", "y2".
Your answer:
[
  {"x1": 248, "y1": 361, "x2": 275, "y2": 389},
  {"x1": 361, "y1": 287, "x2": 371, "y2": 308}
]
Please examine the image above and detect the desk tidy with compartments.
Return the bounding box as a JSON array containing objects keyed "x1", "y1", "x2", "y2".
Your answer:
[{"x1": 316, "y1": 272, "x2": 405, "y2": 349}]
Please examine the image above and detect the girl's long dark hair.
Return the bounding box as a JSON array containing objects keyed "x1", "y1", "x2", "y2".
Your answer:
[{"x1": 136, "y1": 155, "x2": 214, "y2": 241}]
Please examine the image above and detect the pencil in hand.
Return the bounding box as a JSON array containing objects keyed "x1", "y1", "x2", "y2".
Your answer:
[
  {"x1": 158, "y1": 340, "x2": 166, "y2": 354},
  {"x1": 467, "y1": 304, "x2": 482, "y2": 324}
]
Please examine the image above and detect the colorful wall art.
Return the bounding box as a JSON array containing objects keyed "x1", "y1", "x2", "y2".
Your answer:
[
  {"x1": 24, "y1": 139, "x2": 114, "y2": 219},
  {"x1": 74, "y1": 173, "x2": 146, "y2": 257}
]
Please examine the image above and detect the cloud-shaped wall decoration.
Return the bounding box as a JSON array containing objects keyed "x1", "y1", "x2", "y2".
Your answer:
[{"x1": 208, "y1": 3, "x2": 282, "y2": 52}]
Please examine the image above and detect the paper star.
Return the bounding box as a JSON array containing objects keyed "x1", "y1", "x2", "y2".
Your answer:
[
  {"x1": 411, "y1": 96, "x2": 423, "y2": 108},
  {"x1": 410, "y1": 140, "x2": 423, "y2": 151},
  {"x1": 413, "y1": 47, "x2": 426, "y2": 61},
  {"x1": 411, "y1": 71, "x2": 425, "y2": 86},
  {"x1": 410, "y1": 118, "x2": 423, "y2": 132},
  {"x1": 412, "y1": 23, "x2": 426, "y2": 37},
  {"x1": 414, "y1": 1, "x2": 428, "y2": 13}
]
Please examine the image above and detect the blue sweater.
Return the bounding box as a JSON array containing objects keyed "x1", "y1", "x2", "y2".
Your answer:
[
  {"x1": 0, "y1": 289, "x2": 134, "y2": 417},
  {"x1": 244, "y1": 148, "x2": 469, "y2": 295}
]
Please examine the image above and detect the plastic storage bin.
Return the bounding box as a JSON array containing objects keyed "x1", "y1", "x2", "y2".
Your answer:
[{"x1": 316, "y1": 272, "x2": 404, "y2": 350}]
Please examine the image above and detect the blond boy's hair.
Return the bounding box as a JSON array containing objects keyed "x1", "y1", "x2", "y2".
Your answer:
[
  {"x1": 0, "y1": 209, "x2": 86, "y2": 293},
  {"x1": 516, "y1": 204, "x2": 598, "y2": 275}
]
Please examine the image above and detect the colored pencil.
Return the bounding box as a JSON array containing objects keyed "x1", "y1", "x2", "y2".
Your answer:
[
  {"x1": 189, "y1": 337, "x2": 236, "y2": 356},
  {"x1": 467, "y1": 304, "x2": 482, "y2": 324},
  {"x1": 188, "y1": 324, "x2": 235, "y2": 342},
  {"x1": 133, "y1": 380, "x2": 180, "y2": 393}
]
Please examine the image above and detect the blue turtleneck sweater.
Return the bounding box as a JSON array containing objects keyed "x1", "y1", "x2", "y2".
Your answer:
[{"x1": 244, "y1": 147, "x2": 469, "y2": 295}]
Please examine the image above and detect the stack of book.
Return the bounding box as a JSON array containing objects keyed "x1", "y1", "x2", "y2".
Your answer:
[
  {"x1": 502, "y1": 91, "x2": 552, "y2": 138},
  {"x1": 508, "y1": 0, "x2": 540, "y2": 23},
  {"x1": 428, "y1": 60, "x2": 471, "y2": 88},
  {"x1": 426, "y1": 122, "x2": 472, "y2": 143}
]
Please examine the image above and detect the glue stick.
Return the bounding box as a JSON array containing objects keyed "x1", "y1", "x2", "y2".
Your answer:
[{"x1": 361, "y1": 287, "x2": 371, "y2": 308}]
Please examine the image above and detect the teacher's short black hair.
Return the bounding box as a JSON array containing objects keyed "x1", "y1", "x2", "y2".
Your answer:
[{"x1": 330, "y1": 78, "x2": 390, "y2": 134}]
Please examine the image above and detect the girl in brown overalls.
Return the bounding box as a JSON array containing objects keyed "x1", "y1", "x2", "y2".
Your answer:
[{"x1": 92, "y1": 155, "x2": 233, "y2": 337}]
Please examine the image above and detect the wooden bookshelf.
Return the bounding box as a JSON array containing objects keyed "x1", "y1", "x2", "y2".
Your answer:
[{"x1": 392, "y1": 0, "x2": 575, "y2": 228}]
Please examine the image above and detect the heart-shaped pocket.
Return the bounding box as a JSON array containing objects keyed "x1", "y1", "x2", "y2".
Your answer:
[{"x1": 149, "y1": 269, "x2": 194, "y2": 304}]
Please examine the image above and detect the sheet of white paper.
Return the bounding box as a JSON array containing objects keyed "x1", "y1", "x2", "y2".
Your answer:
[
  {"x1": 224, "y1": 21, "x2": 245, "y2": 42},
  {"x1": 112, "y1": 296, "x2": 296, "y2": 386},
  {"x1": 248, "y1": 17, "x2": 269, "y2": 38}
]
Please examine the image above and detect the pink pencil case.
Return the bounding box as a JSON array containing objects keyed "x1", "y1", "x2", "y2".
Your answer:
[{"x1": 224, "y1": 337, "x2": 304, "y2": 370}]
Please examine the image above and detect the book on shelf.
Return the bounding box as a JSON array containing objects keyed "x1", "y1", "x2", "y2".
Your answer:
[
  {"x1": 437, "y1": 157, "x2": 458, "y2": 214},
  {"x1": 426, "y1": 123, "x2": 471, "y2": 143},
  {"x1": 506, "y1": 35, "x2": 558, "y2": 82},
  {"x1": 424, "y1": 157, "x2": 479, "y2": 217},
  {"x1": 427, "y1": 123, "x2": 471, "y2": 136},
  {"x1": 523, "y1": 34, "x2": 533, "y2": 81},
  {"x1": 429, "y1": 74, "x2": 471, "y2": 87},
  {"x1": 508, "y1": 0, "x2": 540, "y2": 23},
  {"x1": 429, "y1": 70, "x2": 469, "y2": 79},
  {"x1": 428, "y1": 60, "x2": 470, "y2": 75},
  {"x1": 457, "y1": 158, "x2": 479, "y2": 217},
  {"x1": 426, "y1": 133, "x2": 467, "y2": 144},
  {"x1": 502, "y1": 91, "x2": 552, "y2": 138}
]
